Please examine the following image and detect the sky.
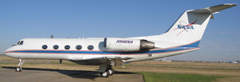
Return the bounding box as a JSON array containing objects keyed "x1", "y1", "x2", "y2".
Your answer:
[{"x1": 0, "y1": 0, "x2": 239, "y2": 61}]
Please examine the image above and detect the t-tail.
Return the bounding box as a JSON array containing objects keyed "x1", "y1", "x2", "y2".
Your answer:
[{"x1": 157, "y1": 4, "x2": 237, "y2": 47}]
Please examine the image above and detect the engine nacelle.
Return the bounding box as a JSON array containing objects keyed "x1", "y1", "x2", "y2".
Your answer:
[{"x1": 104, "y1": 38, "x2": 154, "y2": 51}]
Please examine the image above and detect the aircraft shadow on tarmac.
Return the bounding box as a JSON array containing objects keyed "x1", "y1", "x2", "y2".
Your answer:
[{"x1": 2, "y1": 67, "x2": 135, "y2": 80}]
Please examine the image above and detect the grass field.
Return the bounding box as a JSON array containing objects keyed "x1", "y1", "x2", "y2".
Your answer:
[
  {"x1": 137, "y1": 72, "x2": 225, "y2": 82},
  {"x1": 0, "y1": 56, "x2": 239, "y2": 82}
]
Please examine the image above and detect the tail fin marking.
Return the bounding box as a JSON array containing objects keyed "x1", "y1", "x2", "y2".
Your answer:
[{"x1": 160, "y1": 4, "x2": 237, "y2": 46}]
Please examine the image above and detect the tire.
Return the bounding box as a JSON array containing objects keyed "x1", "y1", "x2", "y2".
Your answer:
[
  {"x1": 100, "y1": 71, "x2": 109, "y2": 77},
  {"x1": 15, "y1": 67, "x2": 22, "y2": 72},
  {"x1": 108, "y1": 69, "x2": 114, "y2": 75}
]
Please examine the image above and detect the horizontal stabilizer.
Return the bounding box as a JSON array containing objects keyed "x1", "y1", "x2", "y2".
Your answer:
[{"x1": 189, "y1": 3, "x2": 237, "y2": 14}]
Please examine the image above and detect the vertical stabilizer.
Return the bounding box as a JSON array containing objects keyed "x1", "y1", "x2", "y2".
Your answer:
[{"x1": 162, "y1": 4, "x2": 237, "y2": 46}]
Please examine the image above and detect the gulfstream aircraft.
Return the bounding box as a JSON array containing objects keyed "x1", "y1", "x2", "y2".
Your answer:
[{"x1": 4, "y1": 4, "x2": 237, "y2": 77}]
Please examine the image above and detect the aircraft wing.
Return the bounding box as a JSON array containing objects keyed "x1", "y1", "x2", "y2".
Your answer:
[{"x1": 69, "y1": 56, "x2": 132, "y2": 66}]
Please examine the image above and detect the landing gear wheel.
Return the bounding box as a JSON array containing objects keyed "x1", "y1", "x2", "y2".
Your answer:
[
  {"x1": 108, "y1": 69, "x2": 114, "y2": 75},
  {"x1": 15, "y1": 67, "x2": 22, "y2": 72},
  {"x1": 100, "y1": 71, "x2": 109, "y2": 77}
]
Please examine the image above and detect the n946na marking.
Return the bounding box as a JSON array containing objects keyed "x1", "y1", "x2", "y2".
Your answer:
[{"x1": 116, "y1": 40, "x2": 133, "y2": 43}]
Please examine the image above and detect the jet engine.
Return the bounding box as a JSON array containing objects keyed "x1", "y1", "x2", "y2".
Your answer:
[{"x1": 104, "y1": 38, "x2": 155, "y2": 51}]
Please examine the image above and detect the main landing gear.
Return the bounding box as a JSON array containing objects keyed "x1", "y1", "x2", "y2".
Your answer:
[
  {"x1": 98, "y1": 58, "x2": 116, "y2": 77},
  {"x1": 16, "y1": 59, "x2": 25, "y2": 72},
  {"x1": 99, "y1": 64, "x2": 115, "y2": 77}
]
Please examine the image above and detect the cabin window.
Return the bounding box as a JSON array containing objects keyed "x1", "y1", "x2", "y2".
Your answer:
[
  {"x1": 53, "y1": 45, "x2": 59, "y2": 49},
  {"x1": 88, "y1": 45, "x2": 94, "y2": 50},
  {"x1": 65, "y1": 45, "x2": 70, "y2": 50},
  {"x1": 42, "y1": 45, "x2": 48, "y2": 49},
  {"x1": 76, "y1": 45, "x2": 82, "y2": 50}
]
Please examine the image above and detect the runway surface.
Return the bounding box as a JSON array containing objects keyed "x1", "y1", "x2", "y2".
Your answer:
[{"x1": 0, "y1": 67, "x2": 144, "y2": 82}]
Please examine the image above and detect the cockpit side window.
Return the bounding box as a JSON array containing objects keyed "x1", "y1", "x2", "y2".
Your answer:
[{"x1": 19, "y1": 41, "x2": 24, "y2": 45}]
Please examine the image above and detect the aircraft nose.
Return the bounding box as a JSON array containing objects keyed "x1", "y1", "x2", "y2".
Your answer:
[
  {"x1": 3, "y1": 46, "x2": 19, "y2": 58},
  {"x1": 4, "y1": 48, "x2": 12, "y2": 56},
  {"x1": 4, "y1": 49, "x2": 10, "y2": 56}
]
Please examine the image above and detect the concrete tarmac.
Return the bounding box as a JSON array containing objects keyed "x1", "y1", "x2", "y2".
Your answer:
[{"x1": 0, "y1": 67, "x2": 144, "y2": 82}]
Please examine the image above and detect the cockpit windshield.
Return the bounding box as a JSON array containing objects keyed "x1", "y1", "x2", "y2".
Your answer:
[{"x1": 17, "y1": 41, "x2": 24, "y2": 45}]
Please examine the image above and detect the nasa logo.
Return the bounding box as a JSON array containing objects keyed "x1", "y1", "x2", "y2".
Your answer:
[
  {"x1": 116, "y1": 40, "x2": 133, "y2": 43},
  {"x1": 178, "y1": 24, "x2": 194, "y2": 29},
  {"x1": 174, "y1": 19, "x2": 198, "y2": 36}
]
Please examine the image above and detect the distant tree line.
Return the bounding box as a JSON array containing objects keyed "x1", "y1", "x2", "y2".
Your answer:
[{"x1": 152, "y1": 59, "x2": 240, "y2": 63}]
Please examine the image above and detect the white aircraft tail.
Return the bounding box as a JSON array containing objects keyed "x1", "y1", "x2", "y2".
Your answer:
[{"x1": 158, "y1": 4, "x2": 237, "y2": 46}]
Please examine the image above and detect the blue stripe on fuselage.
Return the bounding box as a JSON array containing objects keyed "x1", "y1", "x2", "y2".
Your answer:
[{"x1": 11, "y1": 41, "x2": 200, "y2": 54}]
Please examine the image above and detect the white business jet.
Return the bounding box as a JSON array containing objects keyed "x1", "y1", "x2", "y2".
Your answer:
[{"x1": 4, "y1": 4, "x2": 237, "y2": 77}]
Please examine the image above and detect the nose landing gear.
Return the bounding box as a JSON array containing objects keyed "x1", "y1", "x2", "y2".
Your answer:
[{"x1": 16, "y1": 59, "x2": 25, "y2": 72}]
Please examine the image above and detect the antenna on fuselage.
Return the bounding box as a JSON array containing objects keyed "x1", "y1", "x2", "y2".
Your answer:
[
  {"x1": 51, "y1": 35, "x2": 54, "y2": 38},
  {"x1": 51, "y1": 35, "x2": 62, "y2": 64}
]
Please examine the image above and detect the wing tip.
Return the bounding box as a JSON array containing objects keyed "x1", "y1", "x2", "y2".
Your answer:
[{"x1": 223, "y1": 3, "x2": 237, "y2": 6}]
